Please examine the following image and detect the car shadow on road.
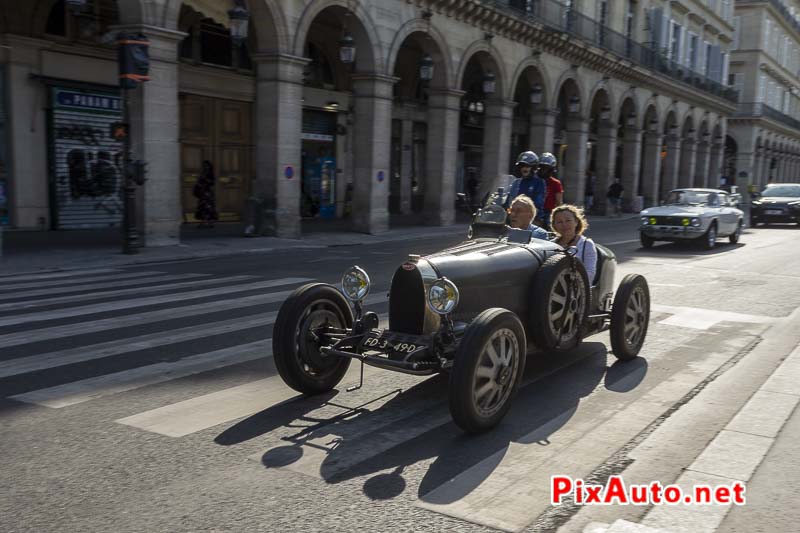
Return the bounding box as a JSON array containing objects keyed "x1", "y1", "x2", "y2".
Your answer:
[{"x1": 634, "y1": 241, "x2": 746, "y2": 257}]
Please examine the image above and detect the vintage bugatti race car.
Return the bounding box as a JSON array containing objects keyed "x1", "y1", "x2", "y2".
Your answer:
[{"x1": 273, "y1": 198, "x2": 650, "y2": 433}]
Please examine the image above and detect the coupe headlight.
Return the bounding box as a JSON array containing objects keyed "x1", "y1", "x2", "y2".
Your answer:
[
  {"x1": 681, "y1": 218, "x2": 690, "y2": 226},
  {"x1": 691, "y1": 218, "x2": 701, "y2": 227},
  {"x1": 428, "y1": 278, "x2": 460, "y2": 315},
  {"x1": 341, "y1": 266, "x2": 370, "y2": 302}
]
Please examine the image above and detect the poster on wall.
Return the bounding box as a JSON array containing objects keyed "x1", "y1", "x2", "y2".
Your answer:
[
  {"x1": 50, "y1": 87, "x2": 123, "y2": 229},
  {"x1": 0, "y1": 65, "x2": 8, "y2": 226}
]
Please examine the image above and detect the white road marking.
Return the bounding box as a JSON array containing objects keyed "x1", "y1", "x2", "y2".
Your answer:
[
  {"x1": 0, "y1": 277, "x2": 312, "y2": 327},
  {"x1": 0, "y1": 271, "x2": 165, "y2": 292},
  {"x1": 10, "y1": 341, "x2": 271, "y2": 408},
  {"x1": 652, "y1": 304, "x2": 775, "y2": 330},
  {"x1": 603, "y1": 239, "x2": 640, "y2": 246},
  {"x1": 0, "y1": 268, "x2": 121, "y2": 283},
  {"x1": 0, "y1": 273, "x2": 210, "y2": 300},
  {"x1": 0, "y1": 275, "x2": 256, "y2": 312}
]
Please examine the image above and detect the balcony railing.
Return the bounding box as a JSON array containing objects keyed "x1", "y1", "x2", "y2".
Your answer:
[
  {"x1": 734, "y1": 101, "x2": 800, "y2": 131},
  {"x1": 486, "y1": 0, "x2": 739, "y2": 103},
  {"x1": 735, "y1": 0, "x2": 800, "y2": 39}
]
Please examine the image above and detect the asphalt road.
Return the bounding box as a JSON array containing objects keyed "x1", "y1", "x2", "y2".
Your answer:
[{"x1": 1, "y1": 219, "x2": 799, "y2": 533}]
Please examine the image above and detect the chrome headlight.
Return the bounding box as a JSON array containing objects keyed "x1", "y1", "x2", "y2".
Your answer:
[
  {"x1": 341, "y1": 266, "x2": 370, "y2": 302},
  {"x1": 641, "y1": 216, "x2": 649, "y2": 225},
  {"x1": 427, "y1": 278, "x2": 460, "y2": 315},
  {"x1": 691, "y1": 217, "x2": 701, "y2": 227}
]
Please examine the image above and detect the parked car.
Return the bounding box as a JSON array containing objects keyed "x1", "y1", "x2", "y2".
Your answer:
[
  {"x1": 273, "y1": 194, "x2": 651, "y2": 433},
  {"x1": 750, "y1": 183, "x2": 800, "y2": 226},
  {"x1": 639, "y1": 188, "x2": 744, "y2": 250}
]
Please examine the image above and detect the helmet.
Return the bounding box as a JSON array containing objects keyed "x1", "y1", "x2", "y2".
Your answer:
[
  {"x1": 516, "y1": 151, "x2": 539, "y2": 167},
  {"x1": 539, "y1": 152, "x2": 558, "y2": 169}
]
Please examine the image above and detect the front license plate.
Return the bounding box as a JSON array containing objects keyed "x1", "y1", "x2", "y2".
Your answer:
[
  {"x1": 765, "y1": 209, "x2": 783, "y2": 215},
  {"x1": 360, "y1": 331, "x2": 426, "y2": 357}
]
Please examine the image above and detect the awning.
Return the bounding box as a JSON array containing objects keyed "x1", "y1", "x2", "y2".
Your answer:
[{"x1": 183, "y1": 0, "x2": 232, "y2": 26}]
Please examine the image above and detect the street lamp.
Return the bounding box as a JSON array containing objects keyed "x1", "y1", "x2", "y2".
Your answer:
[
  {"x1": 483, "y1": 71, "x2": 496, "y2": 95},
  {"x1": 339, "y1": 32, "x2": 356, "y2": 64},
  {"x1": 228, "y1": 0, "x2": 250, "y2": 48},
  {"x1": 65, "y1": 0, "x2": 88, "y2": 15},
  {"x1": 600, "y1": 104, "x2": 611, "y2": 121},
  {"x1": 626, "y1": 111, "x2": 637, "y2": 127},
  {"x1": 568, "y1": 95, "x2": 580, "y2": 113},
  {"x1": 419, "y1": 53, "x2": 434, "y2": 82},
  {"x1": 529, "y1": 83, "x2": 543, "y2": 104},
  {"x1": 648, "y1": 119, "x2": 659, "y2": 133}
]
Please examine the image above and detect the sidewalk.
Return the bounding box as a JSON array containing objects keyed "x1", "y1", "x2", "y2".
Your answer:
[{"x1": 0, "y1": 213, "x2": 638, "y2": 276}]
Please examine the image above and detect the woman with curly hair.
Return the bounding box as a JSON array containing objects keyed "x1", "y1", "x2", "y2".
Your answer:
[{"x1": 551, "y1": 204, "x2": 597, "y2": 283}]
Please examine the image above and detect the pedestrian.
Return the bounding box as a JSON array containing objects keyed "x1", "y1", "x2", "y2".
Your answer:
[
  {"x1": 538, "y1": 152, "x2": 563, "y2": 229},
  {"x1": 504, "y1": 151, "x2": 546, "y2": 226},
  {"x1": 584, "y1": 169, "x2": 596, "y2": 213},
  {"x1": 193, "y1": 160, "x2": 218, "y2": 228},
  {"x1": 606, "y1": 178, "x2": 624, "y2": 217}
]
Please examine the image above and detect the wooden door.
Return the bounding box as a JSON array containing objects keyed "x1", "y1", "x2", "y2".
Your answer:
[{"x1": 179, "y1": 94, "x2": 252, "y2": 223}]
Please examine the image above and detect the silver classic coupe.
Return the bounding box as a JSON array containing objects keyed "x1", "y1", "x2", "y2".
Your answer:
[{"x1": 639, "y1": 188, "x2": 744, "y2": 250}]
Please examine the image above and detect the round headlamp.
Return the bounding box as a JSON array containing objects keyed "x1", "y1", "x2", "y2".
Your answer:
[
  {"x1": 641, "y1": 216, "x2": 649, "y2": 225},
  {"x1": 341, "y1": 266, "x2": 370, "y2": 302},
  {"x1": 691, "y1": 217, "x2": 701, "y2": 227},
  {"x1": 428, "y1": 278, "x2": 460, "y2": 315},
  {"x1": 682, "y1": 218, "x2": 690, "y2": 226}
]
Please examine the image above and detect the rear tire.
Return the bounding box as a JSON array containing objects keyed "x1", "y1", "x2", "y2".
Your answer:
[
  {"x1": 273, "y1": 283, "x2": 353, "y2": 395},
  {"x1": 610, "y1": 275, "x2": 650, "y2": 361},
  {"x1": 640, "y1": 233, "x2": 654, "y2": 249},
  {"x1": 449, "y1": 308, "x2": 526, "y2": 433}
]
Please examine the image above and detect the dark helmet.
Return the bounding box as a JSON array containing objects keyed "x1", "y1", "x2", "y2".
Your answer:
[
  {"x1": 516, "y1": 151, "x2": 539, "y2": 167},
  {"x1": 539, "y1": 152, "x2": 558, "y2": 169}
]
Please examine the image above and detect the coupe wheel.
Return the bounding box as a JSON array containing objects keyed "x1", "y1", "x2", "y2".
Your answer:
[
  {"x1": 272, "y1": 283, "x2": 353, "y2": 394},
  {"x1": 729, "y1": 221, "x2": 742, "y2": 244},
  {"x1": 702, "y1": 222, "x2": 717, "y2": 250},
  {"x1": 449, "y1": 308, "x2": 526, "y2": 433},
  {"x1": 640, "y1": 233, "x2": 654, "y2": 249},
  {"x1": 529, "y1": 254, "x2": 590, "y2": 352},
  {"x1": 610, "y1": 275, "x2": 650, "y2": 361}
]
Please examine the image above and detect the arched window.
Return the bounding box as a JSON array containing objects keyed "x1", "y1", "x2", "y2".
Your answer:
[
  {"x1": 303, "y1": 42, "x2": 336, "y2": 89},
  {"x1": 178, "y1": 6, "x2": 253, "y2": 71},
  {"x1": 45, "y1": 0, "x2": 119, "y2": 41}
]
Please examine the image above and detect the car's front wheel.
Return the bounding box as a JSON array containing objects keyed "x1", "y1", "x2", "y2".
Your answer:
[
  {"x1": 610, "y1": 275, "x2": 650, "y2": 361},
  {"x1": 272, "y1": 283, "x2": 353, "y2": 395},
  {"x1": 449, "y1": 308, "x2": 526, "y2": 433},
  {"x1": 640, "y1": 232, "x2": 654, "y2": 249},
  {"x1": 702, "y1": 222, "x2": 717, "y2": 250},
  {"x1": 729, "y1": 221, "x2": 743, "y2": 244}
]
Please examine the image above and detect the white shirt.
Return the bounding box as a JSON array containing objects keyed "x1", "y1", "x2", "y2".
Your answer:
[{"x1": 566, "y1": 235, "x2": 598, "y2": 284}]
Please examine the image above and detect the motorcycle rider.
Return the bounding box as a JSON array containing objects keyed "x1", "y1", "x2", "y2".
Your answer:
[
  {"x1": 504, "y1": 151, "x2": 546, "y2": 224},
  {"x1": 538, "y1": 152, "x2": 564, "y2": 229}
]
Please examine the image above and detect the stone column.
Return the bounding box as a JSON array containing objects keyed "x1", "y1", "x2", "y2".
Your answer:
[
  {"x1": 350, "y1": 74, "x2": 395, "y2": 234},
  {"x1": 694, "y1": 139, "x2": 712, "y2": 188},
  {"x1": 752, "y1": 150, "x2": 763, "y2": 187},
  {"x1": 529, "y1": 109, "x2": 557, "y2": 154},
  {"x1": 661, "y1": 134, "x2": 682, "y2": 199},
  {"x1": 678, "y1": 134, "x2": 697, "y2": 188},
  {"x1": 400, "y1": 112, "x2": 414, "y2": 215},
  {"x1": 621, "y1": 127, "x2": 643, "y2": 210},
  {"x1": 479, "y1": 99, "x2": 515, "y2": 200},
  {"x1": 734, "y1": 151, "x2": 756, "y2": 199},
  {"x1": 710, "y1": 139, "x2": 724, "y2": 188},
  {"x1": 642, "y1": 132, "x2": 664, "y2": 207},
  {"x1": 564, "y1": 115, "x2": 590, "y2": 204},
  {"x1": 424, "y1": 89, "x2": 462, "y2": 226},
  {"x1": 252, "y1": 53, "x2": 306, "y2": 238},
  {"x1": 594, "y1": 123, "x2": 617, "y2": 214},
  {"x1": 125, "y1": 27, "x2": 185, "y2": 247},
  {"x1": 762, "y1": 150, "x2": 772, "y2": 185}
]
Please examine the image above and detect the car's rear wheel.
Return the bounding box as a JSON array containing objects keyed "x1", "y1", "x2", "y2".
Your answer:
[
  {"x1": 729, "y1": 221, "x2": 743, "y2": 244},
  {"x1": 640, "y1": 232, "x2": 654, "y2": 249},
  {"x1": 610, "y1": 275, "x2": 650, "y2": 361},
  {"x1": 449, "y1": 308, "x2": 526, "y2": 433},
  {"x1": 273, "y1": 283, "x2": 353, "y2": 395},
  {"x1": 529, "y1": 254, "x2": 590, "y2": 352},
  {"x1": 702, "y1": 222, "x2": 717, "y2": 250}
]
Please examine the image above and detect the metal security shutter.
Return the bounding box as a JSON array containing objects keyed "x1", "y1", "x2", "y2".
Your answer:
[{"x1": 50, "y1": 87, "x2": 123, "y2": 229}]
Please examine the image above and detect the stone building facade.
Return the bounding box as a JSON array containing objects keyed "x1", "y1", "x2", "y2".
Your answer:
[
  {"x1": 0, "y1": 0, "x2": 739, "y2": 245},
  {"x1": 729, "y1": 0, "x2": 800, "y2": 192}
]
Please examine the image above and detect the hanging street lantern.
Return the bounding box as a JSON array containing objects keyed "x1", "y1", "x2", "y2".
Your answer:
[
  {"x1": 65, "y1": 0, "x2": 88, "y2": 16},
  {"x1": 600, "y1": 104, "x2": 611, "y2": 121},
  {"x1": 568, "y1": 95, "x2": 580, "y2": 113},
  {"x1": 529, "y1": 84, "x2": 543, "y2": 104},
  {"x1": 483, "y1": 71, "x2": 496, "y2": 95},
  {"x1": 626, "y1": 111, "x2": 637, "y2": 127},
  {"x1": 228, "y1": 1, "x2": 250, "y2": 47},
  {"x1": 339, "y1": 32, "x2": 356, "y2": 64},
  {"x1": 419, "y1": 53, "x2": 434, "y2": 82}
]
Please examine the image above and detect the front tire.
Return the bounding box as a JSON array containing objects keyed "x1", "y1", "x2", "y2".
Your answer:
[
  {"x1": 273, "y1": 283, "x2": 353, "y2": 395},
  {"x1": 702, "y1": 222, "x2": 717, "y2": 250},
  {"x1": 729, "y1": 221, "x2": 743, "y2": 244},
  {"x1": 449, "y1": 308, "x2": 526, "y2": 433},
  {"x1": 640, "y1": 232, "x2": 654, "y2": 249},
  {"x1": 610, "y1": 275, "x2": 650, "y2": 361},
  {"x1": 529, "y1": 254, "x2": 590, "y2": 352}
]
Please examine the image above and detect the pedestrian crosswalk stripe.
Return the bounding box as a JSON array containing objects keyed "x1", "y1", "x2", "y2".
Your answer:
[
  {"x1": 0, "y1": 273, "x2": 210, "y2": 301},
  {"x1": 0, "y1": 274, "x2": 258, "y2": 312},
  {"x1": 0, "y1": 271, "x2": 166, "y2": 293},
  {"x1": 10, "y1": 340, "x2": 271, "y2": 408},
  {"x1": 0, "y1": 268, "x2": 121, "y2": 283},
  {"x1": 0, "y1": 290, "x2": 388, "y2": 350},
  {"x1": 0, "y1": 277, "x2": 313, "y2": 328}
]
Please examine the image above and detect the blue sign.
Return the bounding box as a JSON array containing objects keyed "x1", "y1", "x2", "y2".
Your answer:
[
  {"x1": 285, "y1": 165, "x2": 294, "y2": 179},
  {"x1": 55, "y1": 89, "x2": 121, "y2": 113},
  {"x1": 377, "y1": 170, "x2": 385, "y2": 182}
]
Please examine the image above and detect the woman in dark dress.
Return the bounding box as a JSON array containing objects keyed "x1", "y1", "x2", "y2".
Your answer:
[{"x1": 193, "y1": 160, "x2": 218, "y2": 228}]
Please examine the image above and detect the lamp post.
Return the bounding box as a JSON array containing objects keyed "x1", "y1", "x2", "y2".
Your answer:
[
  {"x1": 419, "y1": 53, "x2": 434, "y2": 83},
  {"x1": 482, "y1": 71, "x2": 496, "y2": 95},
  {"x1": 228, "y1": 0, "x2": 250, "y2": 48},
  {"x1": 529, "y1": 83, "x2": 543, "y2": 105},
  {"x1": 339, "y1": 32, "x2": 356, "y2": 64},
  {"x1": 568, "y1": 95, "x2": 580, "y2": 114}
]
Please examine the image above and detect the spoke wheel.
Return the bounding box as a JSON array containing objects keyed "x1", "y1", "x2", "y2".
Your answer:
[
  {"x1": 450, "y1": 308, "x2": 526, "y2": 433},
  {"x1": 610, "y1": 274, "x2": 650, "y2": 361},
  {"x1": 529, "y1": 254, "x2": 590, "y2": 352},
  {"x1": 273, "y1": 283, "x2": 353, "y2": 394}
]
